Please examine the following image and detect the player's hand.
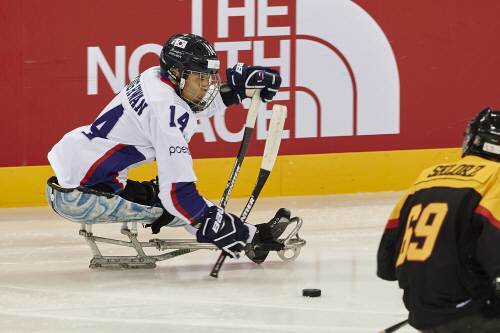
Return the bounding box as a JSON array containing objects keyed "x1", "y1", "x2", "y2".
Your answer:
[
  {"x1": 196, "y1": 206, "x2": 249, "y2": 258},
  {"x1": 226, "y1": 63, "x2": 282, "y2": 103}
]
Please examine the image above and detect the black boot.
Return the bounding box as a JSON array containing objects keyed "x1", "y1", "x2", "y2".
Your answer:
[
  {"x1": 136, "y1": 178, "x2": 176, "y2": 234},
  {"x1": 246, "y1": 208, "x2": 291, "y2": 264},
  {"x1": 148, "y1": 210, "x2": 176, "y2": 234}
]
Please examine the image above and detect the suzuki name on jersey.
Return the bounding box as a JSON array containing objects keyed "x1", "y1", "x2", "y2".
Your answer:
[
  {"x1": 125, "y1": 77, "x2": 148, "y2": 115},
  {"x1": 427, "y1": 163, "x2": 485, "y2": 178}
]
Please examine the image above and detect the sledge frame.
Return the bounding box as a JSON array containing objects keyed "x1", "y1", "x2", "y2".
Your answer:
[{"x1": 78, "y1": 217, "x2": 306, "y2": 269}]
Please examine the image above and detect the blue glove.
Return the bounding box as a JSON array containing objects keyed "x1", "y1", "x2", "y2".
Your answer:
[
  {"x1": 196, "y1": 206, "x2": 249, "y2": 258},
  {"x1": 225, "y1": 63, "x2": 282, "y2": 104}
]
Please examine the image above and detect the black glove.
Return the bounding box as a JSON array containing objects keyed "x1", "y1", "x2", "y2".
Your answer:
[
  {"x1": 224, "y1": 63, "x2": 281, "y2": 105},
  {"x1": 146, "y1": 210, "x2": 176, "y2": 234},
  {"x1": 196, "y1": 206, "x2": 249, "y2": 258}
]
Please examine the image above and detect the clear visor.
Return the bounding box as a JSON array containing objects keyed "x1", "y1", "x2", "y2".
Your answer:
[{"x1": 181, "y1": 70, "x2": 221, "y2": 112}]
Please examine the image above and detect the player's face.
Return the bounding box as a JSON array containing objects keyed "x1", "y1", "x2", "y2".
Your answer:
[{"x1": 181, "y1": 71, "x2": 220, "y2": 110}]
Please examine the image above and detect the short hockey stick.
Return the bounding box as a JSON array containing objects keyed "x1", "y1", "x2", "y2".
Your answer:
[
  {"x1": 379, "y1": 319, "x2": 408, "y2": 333},
  {"x1": 210, "y1": 104, "x2": 287, "y2": 278},
  {"x1": 219, "y1": 91, "x2": 261, "y2": 209}
]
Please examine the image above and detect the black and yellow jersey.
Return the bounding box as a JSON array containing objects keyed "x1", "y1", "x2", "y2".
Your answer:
[{"x1": 377, "y1": 155, "x2": 500, "y2": 330}]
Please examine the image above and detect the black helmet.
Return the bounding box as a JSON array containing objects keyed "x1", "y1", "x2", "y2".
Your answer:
[
  {"x1": 160, "y1": 34, "x2": 220, "y2": 112},
  {"x1": 463, "y1": 107, "x2": 500, "y2": 162}
]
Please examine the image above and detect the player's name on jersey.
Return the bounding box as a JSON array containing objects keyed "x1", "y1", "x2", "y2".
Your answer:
[
  {"x1": 125, "y1": 76, "x2": 149, "y2": 115},
  {"x1": 426, "y1": 164, "x2": 485, "y2": 178}
]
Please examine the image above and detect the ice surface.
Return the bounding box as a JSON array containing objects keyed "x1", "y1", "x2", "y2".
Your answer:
[{"x1": 0, "y1": 193, "x2": 417, "y2": 332}]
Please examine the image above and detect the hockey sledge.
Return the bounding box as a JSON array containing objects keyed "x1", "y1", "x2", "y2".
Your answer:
[
  {"x1": 78, "y1": 217, "x2": 306, "y2": 269},
  {"x1": 46, "y1": 169, "x2": 306, "y2": 270}
]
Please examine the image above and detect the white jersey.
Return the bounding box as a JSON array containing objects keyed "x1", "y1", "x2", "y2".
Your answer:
[{"x1": 48, "y1": 66, "x2": 224, "y2": 223}]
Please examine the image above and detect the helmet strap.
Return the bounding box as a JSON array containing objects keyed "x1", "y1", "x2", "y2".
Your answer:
[{"x1": 166, "y1": 67, "x2": 187, "y2": 98}]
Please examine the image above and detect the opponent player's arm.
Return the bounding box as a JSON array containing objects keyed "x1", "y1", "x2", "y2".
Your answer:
[
  {"x1": 376, "y1": 193, "x2": 409, "y2": 281},
  {"x1": 475, "y1": 173, "x2": 500, "y2": 279}
]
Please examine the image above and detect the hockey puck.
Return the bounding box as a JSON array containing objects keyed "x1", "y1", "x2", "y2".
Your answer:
[{"x1": 302, "y1": 288, "x2": 321, "y2": 297}]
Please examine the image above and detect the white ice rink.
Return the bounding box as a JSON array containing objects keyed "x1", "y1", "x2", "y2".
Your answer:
[{"x1": 0, "y1": 193, "x2": 419, "y2": 333}]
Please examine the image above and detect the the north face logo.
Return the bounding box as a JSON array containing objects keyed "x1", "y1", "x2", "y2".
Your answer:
[
  {"x1": 86, "y1": 0, "x2": 400, "y2": 148},
  {"x1": 192, "y1": 0, "x2": 400, "y2": 139}
]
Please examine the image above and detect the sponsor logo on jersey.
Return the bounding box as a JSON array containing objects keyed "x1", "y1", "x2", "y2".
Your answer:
[{"x1": 169, "y1": 145, "x2": 191, "y2": 156}]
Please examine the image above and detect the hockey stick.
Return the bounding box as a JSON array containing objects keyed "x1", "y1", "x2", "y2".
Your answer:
[
  {"x1": 219, "y1": 91, "x2": 261, "y2": 209},
  {"x1": 210, "y1": 104, "x2": 287, "y2": 278},
  {"x1": 379, "y1": 319, "x2": 408, "y2": 333}
]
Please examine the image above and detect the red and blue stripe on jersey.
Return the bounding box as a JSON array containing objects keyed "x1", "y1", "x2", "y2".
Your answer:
[
  {"x1": 171, "y1": 182, "x2": 209, "y2": 224},
  {"x1": 476, "y1": 205, "x2": 500, "y2": 229},
  {"x1": 80, "y1": 144, "x2": 146, "y2": 192}
]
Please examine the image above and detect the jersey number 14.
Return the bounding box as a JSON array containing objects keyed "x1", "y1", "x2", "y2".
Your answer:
[
  {"x1": 82, "y1": 104, "x2": 190, "y2": 140},
  {"x1": 82, "y1": 104, "x2": 124, "y2": 140}
]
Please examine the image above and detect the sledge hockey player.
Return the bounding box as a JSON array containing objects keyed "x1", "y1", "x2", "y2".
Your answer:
[
  {"x1": 377, "y1": 107, "x2": 500, "y2": 332},
  {"x1": 46, "y1": 33, "x2": 288, "y2": 263}
]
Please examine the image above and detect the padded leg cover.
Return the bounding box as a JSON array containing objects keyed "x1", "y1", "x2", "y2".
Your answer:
[{"x1": 46, "y1": 181, "x2": 163, "y2": 224}]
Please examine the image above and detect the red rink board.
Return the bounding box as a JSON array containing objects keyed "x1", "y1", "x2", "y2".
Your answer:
[{"x1": 2, "y1": 0, "x2": 500, "y2": 167}]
